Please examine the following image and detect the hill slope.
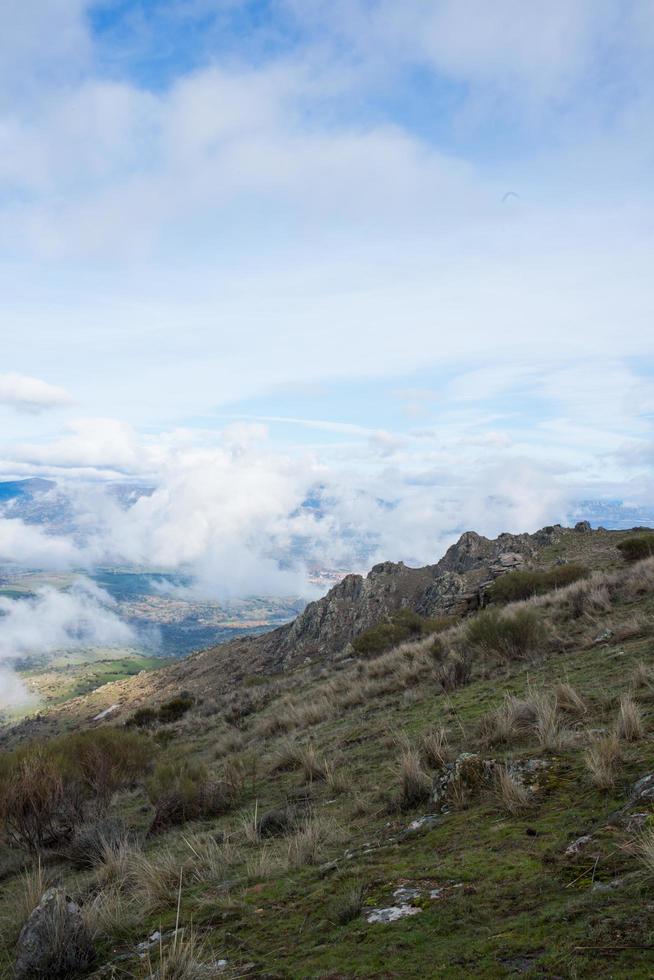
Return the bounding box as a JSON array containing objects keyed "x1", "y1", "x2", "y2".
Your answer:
[{"x1": 2, "y1": 524, "x2": 654, "y2": 979}]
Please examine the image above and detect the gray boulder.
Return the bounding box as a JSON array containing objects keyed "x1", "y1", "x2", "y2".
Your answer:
[{"x1": 15, "y1": 887, "x2": 94, "y2": 980}]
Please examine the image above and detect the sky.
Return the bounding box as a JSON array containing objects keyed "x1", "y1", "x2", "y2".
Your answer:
[{"x1": 1, "y1": 0, "x2": 654, "y2": 611}]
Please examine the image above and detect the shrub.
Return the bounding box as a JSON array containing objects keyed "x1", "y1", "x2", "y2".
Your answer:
[
  {"x1": 129, "y1": 707, "x2": 158, "y2": 729},
  {"x1": 147, "y1": 759, "x2": 239, "y2": 833},
  {"x1": 464, "y1": 607, "x2": 544, "y2": 661},
  {"x1": 617, "y1": 535, "x2": 654, "y2": 562},
  {"x1": 0, "y1": 729, "x2": 149, "y2": 853},
  {"x1": 54, "y1": 728, "x2": 151, "y2": 800},
  {"x1": 0, "y1": 747, "x2": 79, "y2": 852},
  {"x1": 157, "y1": 695, "x2": 195, "y2": 724},
  {"x1": 353, "y1": 610, "x2": 451, "y2": 658},
  {"x1": 435, "y1": 653, "x2": 472, "y2": 691},
  {"x1": 487, "y1": 565, "x2": 588, "y2": 604},
  {"x1": 63, "y1": 816, "x2": 130, "y2": 869}
]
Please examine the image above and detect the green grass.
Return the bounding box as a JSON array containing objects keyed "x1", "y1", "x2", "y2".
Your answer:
[{"x1": 2, "y1": 547, "x2": 654, "y2": 977}]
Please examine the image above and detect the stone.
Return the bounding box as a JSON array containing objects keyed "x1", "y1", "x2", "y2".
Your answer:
[
  {"x1": 366, "y1": 904, "x2": 422, "y2": 924},
  {"x1": 15, "y1": 887, "x2": 94, "y2": 980},
  {"x1": 593, "y1": 628, "x2": 614, "y2": 644},
  {"x1": 565, "y1": 835, "x2": 593, "y2": 857},
  {"x1": 575, "y1": 521, "x2": 592, "y2": 532},
  {"x1": 631, "y1": 772, "x2": 654, "y2": 802},
  {"x1": 432, "y1": 752, "x2": 498, "y2": 807}
]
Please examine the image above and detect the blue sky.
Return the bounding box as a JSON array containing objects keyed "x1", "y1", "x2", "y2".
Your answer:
[{"x1": 0, "y1": 0, "x2": 653, "y2": 591}]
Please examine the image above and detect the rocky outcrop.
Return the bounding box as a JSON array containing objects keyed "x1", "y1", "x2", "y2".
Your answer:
[{"x1": 14, "y1": 887, "x2": 94, "y2": 980}]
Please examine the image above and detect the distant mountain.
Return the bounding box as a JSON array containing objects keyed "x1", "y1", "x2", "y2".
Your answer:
[{"x1": 0, "y1": 478, "x2": 56, "y2": 501}]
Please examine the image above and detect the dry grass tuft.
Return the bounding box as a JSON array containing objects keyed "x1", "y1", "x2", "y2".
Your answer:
[
  {"x1": 286, "y1": 814, "x2": 336, "y2": 868},
  {"x1": 631, "y1": 661, "x2": 654, "y2": 693},
  {"x1": 131, "y1": 849, "x2": 185, "y2": 912},
  {"x1": 616, "y1": 694, "x2": 644, "y2": 742},
  {"x1": 494, "y1": 767, "x2": 534, "y2": 815},
  {"x1": 142, "y1": 928, "x2": 211, "y2": 980},
  {"x1": 477, "y1": 694, "x2": 536, "y2": 746},
  {"x1": 636, "y1": 826, "x2": 654, "y2": 877},
  {"x1": 331, "y1": 881, "x2": 368, "y2": 925},
  {"x1": 553, "y1": 681, "x2": 587, "y2": 717},
  {"x1": 183, "y1": 833, "x2": 241, "y2": 887},
  {"x1": 420, "y1": 727, "x2": 452, "y2": 768},
  {"x1": 397, "y1": 748, "x2": 431, "y2": 809},
  {"x1": 584, "y1": 733, "x2": 622, "y2": 790},
  {"x1": 533, "y1": 693, "x2": 574, "y2": 752}
]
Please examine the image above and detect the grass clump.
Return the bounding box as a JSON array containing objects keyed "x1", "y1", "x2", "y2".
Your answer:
[
  {"x1": 420, "y1": 727, "x2": 451, "y2": 769},
  {"x1": 615, "y1": 694, "x2": 644, "y2": 742},
  {"x1": 397, "y1": 748, "x2": 431, "y2": 809},
  {"x1": 584, "y1": 734, "x2": 622, "y2": 790},
  {"x1": 494, "y1": 767, "x2": 534, "y2": 816}
]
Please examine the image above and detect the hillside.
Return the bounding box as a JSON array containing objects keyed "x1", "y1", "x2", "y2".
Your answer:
[
  {"x1": 2, "y1": 524, "x2": 654, "y2": 979},
  {"x1": 3, "y1": 521, "x2": 617, "y2": 743}
]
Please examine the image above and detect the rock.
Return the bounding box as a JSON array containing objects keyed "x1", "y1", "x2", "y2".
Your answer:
[
  {"x1": 593, "y1": 628, "x2": 614, "y2": 644},
  {"x1": 631, "y1": 772, "x2": 654, "y2": 802},
  {"x1": 402, "y1": 814, "x2": 441, "y2": 835},
  {"x1": 592, "y1": 877, "x2": 624, "y2": 893},
  {"x1": 565, "y1": 835, "x2": 593, "y2": 857},
  {"x1": 15, "y1": 887, "x2": 94, "y2": 980},
  {"x1": 575, "y1": 520, "x2": 592, "y2": 532},
  {"x1": 393, "y1": 886, "x2": 421, "y2": 903},
  {"x1": 366, "y1": 904, "x2": 422, "y2": 924},
  {"x1": 432, "y1": 752, "x2": 498, "y2": 807}
]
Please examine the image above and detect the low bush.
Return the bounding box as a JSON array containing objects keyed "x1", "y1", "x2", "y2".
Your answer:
[
  {"x1": 157, "y1": 694, "x2": 195, "y2": 724},
  {"x1": 487, "y1": 565, "x2": 588, "y2": 604},
  {"x1": 435, "y1": 653, "x2": 472, "y2": 691},
  {"x1": 464, "y1": 607, "x2": 544, "y2": 661},
  {"x1": 0, "y1": 730, "x2": 150, "y2": 852},
  {"x1": 128, "y1": 707, "x2": 158, "y2": 729},
  {"x1": 353, "y1": 610, "x2": 451, "y2": 658},
  {"x1": 147, "y1": 759, "x2": 241, "y2": 833},
  {"x1": 62, "y1": 816, "x2": 130, "y2": 869},
  {"x1": 616, "y1": 535, "x2": 654, "y2": 562}
]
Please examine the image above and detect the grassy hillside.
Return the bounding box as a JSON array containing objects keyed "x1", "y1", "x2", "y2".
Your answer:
[{"x1": 2, "y1": 530, "x2": 654, "y2": 978}]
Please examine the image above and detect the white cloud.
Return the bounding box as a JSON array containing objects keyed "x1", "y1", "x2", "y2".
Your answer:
[
  {"x1": 0, "y1": 373, "x2": 73, "y2": 414},
  {"x1": 0, "y1": 517, "x2": 82, "y2": 569},
  {"x1": 0, "y1": 577, "x2": 137, "y2": 709}
]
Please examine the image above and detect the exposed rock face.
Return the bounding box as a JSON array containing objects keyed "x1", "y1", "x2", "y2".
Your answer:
[{"x1": 14, "y1": 887, "x2": 94, "y2": 980}]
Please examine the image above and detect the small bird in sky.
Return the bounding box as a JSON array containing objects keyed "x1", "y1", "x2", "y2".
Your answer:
[{"x1": 501, "y1": 190, "x2": 520, "y2": 203}]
